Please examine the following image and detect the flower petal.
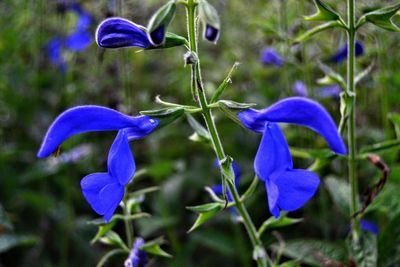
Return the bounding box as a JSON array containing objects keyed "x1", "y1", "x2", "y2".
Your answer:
[
  {"x1": 37, "y1": 105, "x2": 158, "y2": 158},
  {"x1": 108, "y1": 130, "x2": 135, "y2": 186},
  {"x1": 239, "y1": 97, "x2": 347, "y2": 154},
  {"x1": 254, "y1": 123, "x2": 292, "y2": 182},
  {"x1": 95, "y1": 17, "x2": 150, "y2": 49},
  {"x1": 148, "y1": 26, "x2": 165, "y2": 46},
  {"x1": 99, "y1": 183, "x2": 124, "y2": 222},
  {"x1": 274, "y1": 168, "x2": 320, "y2": 214},
  {"x1": 65, "y1": 30, "x2": 92, "y2": 51},
  {"x1": 265, "y1": 179, "x2": 280, "y2": 218},
  {"x1": 80, "y1": 172, "x2": 114, "y2": 215},
  {"x1": 260, "y1": 47, "x2": 283, "y2": 67},
  {"x1": 70, "y1": 3, "x2": 92, "y2": 31}
]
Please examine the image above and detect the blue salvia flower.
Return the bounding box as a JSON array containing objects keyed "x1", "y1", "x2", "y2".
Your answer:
[
  {"x1": 37, "y1": 106, "x2": 158, "y2": 220},
  {"x1": 47, "y1": 3, "x2": 92, "y2": 71},
  {"x1": 317, "y1": 84, "x2": 341, "y2": 99},
  {"x1": 124, "y1": 237, "x2": 147, "y2": 267},
  {"x1": 293, "y1": 81, "x2": 308, "y2": 97},
  {"x1": 360, "y1": 219, "x2": 379, "y2": 235},
  {"x1": 96, "y1": 17, "x2": 151, "y2": 49},
  {"x1": 260, "y1": 47, "x2": 284, "y2": 67},
  {"x1": 330, "y1": 41, "x2": 364, "y2": 63},
  {"x1": 238, "y1": 97, "x2": 346, "y2": 218}
]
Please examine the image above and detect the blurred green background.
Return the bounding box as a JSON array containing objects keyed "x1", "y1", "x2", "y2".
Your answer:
[{"x1": 1, "y1": 0, "x2": 399, "y2": 266}]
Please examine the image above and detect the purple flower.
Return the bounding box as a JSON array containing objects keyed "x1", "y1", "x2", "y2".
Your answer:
[
  {"x1": 124, "y1": 237, "x2": 147, "y2": 267},
  {"x1": 317, "y1": 85, "x2": 341, "y2": 99},
  {"x1": 37, "y1": 105, "x2": 158, "y2": 220},
  {"x1": 47, "y1": 38, "x2": 67, "y2": 73},
  {"x1": 238, "y1": 97, "x2": 346, "y2": 218},
  {"x1": 260, "y1": 48, "x2": 284, "y2": 67},
  {"x1": 293, "y1": 81, "x2": 308, "y2": 97},
  {"x1": 330, "y1": 41, "x2": 364, "y2": 63}
]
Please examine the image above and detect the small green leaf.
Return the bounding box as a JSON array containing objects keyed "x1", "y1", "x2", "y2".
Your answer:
[
  {"x1": 304, "y1": 0, "x2": 342, "y2": 22},
  {"x1": 293, "y1": 21, "x2": 341, "y2": 44},
  {"x1": 217, "y1": 100, "x2": 256, "y2": 110},
  {"x1": 360, "y1": 139, "x2": 400, "y2": 154},
  {"x1": 358, "y1": 3, "x2": 400, "y2": 31},
  {"x1": 187, "y1": 206, "x2": 222, "y2": 233},
  {"x1": 140, "y1": 107, "x2": 184, "y2": 128},
  {"x1": 210, "y1": 62, "x2": 240, "y2": 103},
  {"x1": 147, "y1": 0, "x2": 176, "y2": 45},
  {"x1": 186, "y1": 114, "x2": 211, "y2": 142},
  {"x1": 187, "y1": 202, "x2": 223, "y2": 213},
  {"x1": 258, "y1": 214, "x2": 303, "y2": 236},
  {"x1": 91, "y1": 220, "x2": 117, "y2": 244},
  {"x1": 141, "y1": 237, "x2": 172, "y2": 258},
  {"x1": 146, "y1": 32, "x2": 187, "y2": 49},
  {"x1": 96, "y1": 248, "x2": 127, "y2": 267},
  {"x1": 318, "y1": 62, "x2": 347, "y2": 89},
  {"x1": 0, "y1": 234, "x2": 38, "y2": 253},
  {"x1": 99, "y1": 231, "x2": 129, "y2": 252}
]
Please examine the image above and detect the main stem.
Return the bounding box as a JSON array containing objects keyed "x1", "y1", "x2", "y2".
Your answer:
[
  {"x1": 186, "y1": 1, "x2": 269, "y2": 266},
  {"x1": 347, "y1": 0, "x2": 360, "y2": 237}
]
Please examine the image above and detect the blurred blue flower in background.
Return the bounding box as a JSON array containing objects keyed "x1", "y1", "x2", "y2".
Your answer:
[
  {"x1": 360, "y1": 219, "x2": 379, "y2": 235},
  {"x1": 124, "y1": 237, "x2": 147, "y2": 267},
  {"x1": 293, "y1": 81, "x2": 308, "y2": 97},
  {"x1": 47, "y1": 2, "x2": 93, "y2": 71},
  {"x1": 211, "y1": 160, "x2": 241, "y2": 202},
  {"x1": 317, "y1": 84, "x2": 342, "y2": 99},
  {"x1": 260, "y1": 47, "x2": 284, "y2": 67},
  {"x1": 330, "y1": 41, "x2": 364, "y2": 63},
  {"x1": 238, "y1": 97, "x2": 346, "y2": 218},
  {"x1": 37, "y1": 105, "x2": 159, "y2": 220}
]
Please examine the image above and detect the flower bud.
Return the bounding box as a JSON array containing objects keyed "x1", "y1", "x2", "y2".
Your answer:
[
  {"x1": 198, "y1": 0, "x2": 221, "y2": 43},
  {"x1": 147, "y1": 0, "x2": 176, "y2": 46}
]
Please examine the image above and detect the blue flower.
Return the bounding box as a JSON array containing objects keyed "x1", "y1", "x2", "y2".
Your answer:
[
  {"x1": 293, "y1": 81, "x2": 308, "y2": 97},
  {"x1": 96, "y1": 17, "x2": 151, "y2": 49},
  {"x1": 47, "y1": 3, "x2": 93, "y2": 71},
  {"x1": 124, "y1": 237, "x2": 147, "y2": 267},
  {"x1": 260, "y1": 48, "x2": 284, "y2": 67},
  {"x1": 360, "y1": 219, "x2": 379, "y2": 235},
  {"x1": 37, "y1": 105, "x2": 158, "y2": 221},
  {"x1": 238, "y1": 97, "x2": 346, "y2": 218},
  {"x1": 330, "y1": 41, "x2": 364, "y2": 63},
  {"x1": 317, "y1": 84, "x2": 341, "y2": 99}
]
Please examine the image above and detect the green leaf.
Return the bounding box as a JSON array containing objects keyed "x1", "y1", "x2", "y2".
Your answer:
[
  {"x1": 141, "y1": 237, "x2": 172, "y2": 258},
  {"x1": 99, "y1": 231, "x2": 129, "y2": 252},
  {"x1": 317, "y1": 61, "x2": 347, "y2": 89},
  {"x1": 186, "y1": 114, "x2": 211, "y2": 142},
  {"x1": 325, "y1": 176, "x2": 354, "y2": 215},
  {"x1": 140, "y1": 107, "x2": 184, "y2": 128},
  {"x1": 378, "y1": 212, "x2": 400, "y2": 266},
  {"x1": 161, "y1": 33, "x2": 188, "y2": 48},
  {"x1": 147, "y1": 0, "x2": 176, "y2": 45},
  {"x1": 91, "y1": 220, "x2": 117, "y2": 244},
  {"x1": 304, "y1": 0, "x2": 342, "y2": 22},
  {"x1": 358, "y1": 3, "x2": 400, "y2": 31},
  {"x1": 293, "y1": 21, "x2": 341, "y2": 44},
  {"x1": 210, "y1": 62, "x2": 240, "y2": 103},
  {"x1": 96, "y1": 248, "x2": 127, "y2": 267},
  {"x1": 187, "y1": 205, "x2": 222, "y2": 233},
  {"x1": 347, "y1": 232, "x2": 377, "y2": 267},
  {"x1": 271, "y1": 239, "x2": 347, "y2": 267},
  {"x1": 360, "y1": 139, "x2": 400, "y2": 154},
  {"x1": 187, "y1": 202, "x2": 223, "y2": 213},
  {"x1": 0, "y1": 234, "x2": 38, "y2": 253},
  {"x1": 258, "y1": 214, "x2": 303, "y2": 236}
]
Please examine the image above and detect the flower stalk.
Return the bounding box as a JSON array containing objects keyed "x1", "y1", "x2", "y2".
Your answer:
[{"x1": 185, "y1": 0, "x2": 269, "y2": 266}]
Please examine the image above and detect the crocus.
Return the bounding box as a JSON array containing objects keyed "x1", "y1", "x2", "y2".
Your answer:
[
  {"x1": 238, "y1": 97, "x2": 346, "y2": 218},
  {"x1": 37, "y1": 105, "x2": 158, "y2": 220},
  {"x1": 260, "y1": 47, "x2": 284, "y2": 67},
  {"x1": 330, "y1": 41, "x2": 364, "y2": 63},
  {"x1": 293, "y1": 81, "x2": 308, "y2": 97},
  {"x1": 124, "y1": 237, "x2": 147, "y2": 267}
]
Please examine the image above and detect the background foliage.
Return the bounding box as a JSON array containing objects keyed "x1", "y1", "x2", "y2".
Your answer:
[{"x1": 1, "y1": 0, "x2": 399, "y2": 266}]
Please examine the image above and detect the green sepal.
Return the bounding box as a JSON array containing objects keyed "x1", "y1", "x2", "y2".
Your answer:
[
  {"x1": 258, "y1": 213, "x2": 303, "y2": 237},
  {"x1": 304, "y1": 0, "x2": 342, "y2": 22},
  {"x1": 187, "y1": 202, "x2": 223, "y2": 213},
  {"x1": 210, "y1": 62, "x2": 240, "y2": 103},
  {"x1": 187, "y1": 203, "x2": 222, "y2": 233},
  {"x1": 140, "y1": 107, "x2": 184, "y2": 128},
  {"x1": 147, "y1": 0, "x2": 177, "y2": 46},
  {"x1": 141, "y1": 237, "x2": 172, "y2": 258},
  {"x1": 217, "y1": 100, "x2": 257, "y2": 127},
  {"x1": 99, "y1": 231, "x2": 129, "y2": 252},
  {"x1": 198, "y1": 0, "x2": 221, "y2": 42},
  {"x1": 186, "y1": 114, "x2": 211, "y2": 143},
  {"x1": 357, "y1": 3, "x2": 400, "y2": 31}
]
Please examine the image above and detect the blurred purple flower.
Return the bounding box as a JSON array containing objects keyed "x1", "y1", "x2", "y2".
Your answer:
[
  {"x1": 124, "y1": 237, "x2": 147, "y2": 267},
  {"x1": 293, "y1": 81, "x2": 308, "y2": 97},
  {"x1": 317, "y1": 85, "x2": 341, "y2": 99},
  {"x1": 238, "y1": 97, "x2": 346, "y2": 218},
  {"x1": 37, "y1": 105, "x2": 159, "y2": 221},
  {"x1": 47, "y1": 3, "x2": 93, "y2": 71},
  {"x1": 260, "y1": 48, "x2": 283, "y2": 67},
  {"x1": 330, "y1": 41, "x2": 364, "y2": 63}
]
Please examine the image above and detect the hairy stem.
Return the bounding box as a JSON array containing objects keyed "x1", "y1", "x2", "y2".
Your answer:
[
  {"x1": 347, "y1": 0, "x2": 360, "y2": 237},
  {"x1": 186, "y1": 1, "x2": 269, "y2": 266}
]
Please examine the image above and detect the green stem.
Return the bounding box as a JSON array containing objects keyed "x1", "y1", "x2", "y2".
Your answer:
[
  {"x1": 123, "y1": 190, "x2": 134, "y2": 248},
  {"x1": 186, "y1": 1, "x2": 269, "y2": 266},
  {"x1": 347, "y1": 0, "x2": 360, "y2": 237}
]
